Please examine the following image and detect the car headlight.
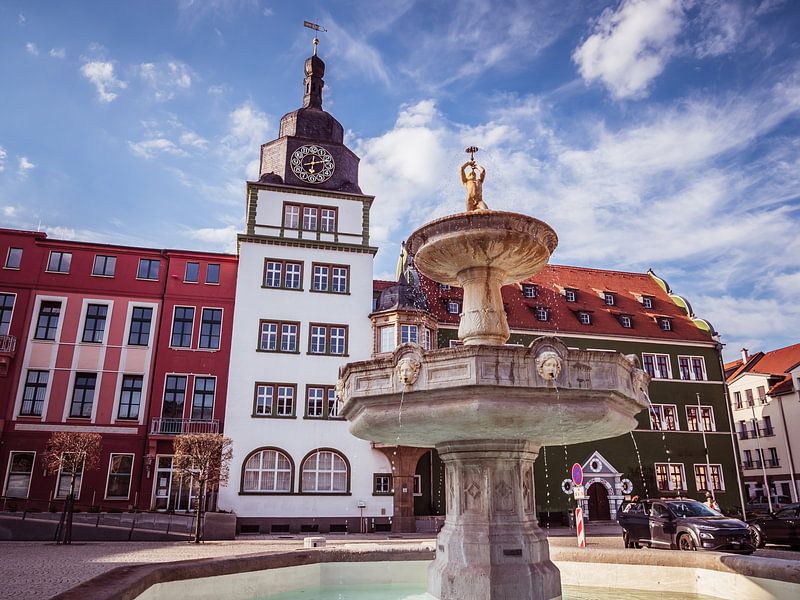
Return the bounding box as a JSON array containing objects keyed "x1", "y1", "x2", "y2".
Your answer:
[{"x1": 699, "y1": 532, "x2": 714, "y2": 540}]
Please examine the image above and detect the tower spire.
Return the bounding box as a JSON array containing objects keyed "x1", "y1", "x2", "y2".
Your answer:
[{"x1": 302, "y1": 20, "x2": 328, "y2": 109}]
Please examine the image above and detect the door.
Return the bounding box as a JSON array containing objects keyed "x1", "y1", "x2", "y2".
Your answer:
[
  {"x1": 765, "y1": 507, "x2": 796, "y2": 543},
  {"x1": 649, "y1": 502, "x2": 676, "y2": 547},
  {"x1": 587, "y1": 482, "x2": 611, "y2": 520},
  {"x1": 152, "y1": 455, "x2": 198, "y2": 512}
]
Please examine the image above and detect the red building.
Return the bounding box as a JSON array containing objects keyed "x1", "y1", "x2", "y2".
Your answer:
[{"x1": 0, "y1": 229, "x2": 236, "y2": 511}]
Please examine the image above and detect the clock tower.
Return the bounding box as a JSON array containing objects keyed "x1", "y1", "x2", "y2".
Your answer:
[{"x1": 258, "y1": 48, "x2": 361, "y2": 193}]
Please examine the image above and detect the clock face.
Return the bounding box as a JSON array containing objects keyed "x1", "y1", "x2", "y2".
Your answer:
[{"x1": 290, "y1": 145, "x2": 335, "y2": 184}]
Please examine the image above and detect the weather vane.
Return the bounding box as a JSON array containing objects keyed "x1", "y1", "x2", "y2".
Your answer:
[
  {"x1": 465, "y1": 146, "x2": 479, "y2": 162},
  {"x1": 303, "y1": 20, "x2": 327, "y2": 56}
]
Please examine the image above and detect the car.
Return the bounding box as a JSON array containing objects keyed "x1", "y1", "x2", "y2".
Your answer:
[
  {"x1": 747, "y1": 503, "x2": 800, "y2": 549},
  {"x1": 618, "y1": 498, "x2": 755, "y2": 554},
  {"x1": 746, "y1": 495, "x2": 792, "y2": 516}
]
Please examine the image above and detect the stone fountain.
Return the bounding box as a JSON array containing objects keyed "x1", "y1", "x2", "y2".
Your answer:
[{"x1": 339, "y1": 152, "x2": 650, "y2": 600}]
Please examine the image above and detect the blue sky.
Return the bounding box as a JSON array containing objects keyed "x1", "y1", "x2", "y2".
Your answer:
[{"x1": 1, "y1": 0, "x2": 798, "y2": 360}]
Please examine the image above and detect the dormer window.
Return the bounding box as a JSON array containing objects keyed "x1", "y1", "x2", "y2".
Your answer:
[
  {"x1": 535, "y1": 307, "x2": 549, "y2": 322},
  {"x1": 604, "y1": 292, "x2": 615, "y2": 306},
  {"x1": 439, "y1": 284, "x2": 451, "y2": 292},
  {"x1": 620, "y1": 315, "x2": 632, "y2": 328},
  {"x1": 578, "y1": 312, "x2": 592, "y2": 325},
  {"x1": 447, "y1": 301, "x2": 460, "y2": 315},
  {"x1": 523, "y1": 284, "x2": 537, "y2": 298},
  {"x1": 564, "y1": 289, "x2": 577, "y2": 302},
  {"x1": 642, "y1": 296, "x2": 654, "y2": 309},
  {"x1": 658, "y1": 317, "x2": 672, "y2": 331}
]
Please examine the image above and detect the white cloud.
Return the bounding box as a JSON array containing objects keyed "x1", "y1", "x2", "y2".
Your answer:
[
  {"x1": 207, "y1": 84, "x2": 228, "y2": 95},
  {"x1": 219, "y1": 101, "x2": 270, "y2": 178},
  {"x1": 179, "y1": 131, "x2": 209, "y2": 150},
  {"x1": 18, "y1": 14, "x2": 26, "y2": 24},
  {"x1": 138, "y1": 60, "x2": 194, "y2": 101},
  {"x1": 17, "y1": 156, "x2": 35, "y2": 178},
  {"x1": 262, "y1": 7, "x2": 273, "y2": 17},
  {"x1": 573, "y1": 0, "x2": 687, "y2": 99},
  {"x1": 3, "y1": 206, "x2": 19, "y2": 218},
  {"x1": 80, "y1": 61, "x2": 128, "y2": 102},
  {"x1": 49, "y1": 47, "x2": 66, "y2": 59},
  {"x1": 128, "y1": 138, "x2": 187, "y2": 159},
  {"x1": 0, "y1": 146, "x2": 6, "y2": 171},
  {"x1": 325, "y1": 19, "x2": 390, "y2": 86},
  {"x1": 25, "y1": 42, "x2": 38, "y2": 56},
  {"x1": 185, "y1": 224, "x2": 238, "y2": 252}
]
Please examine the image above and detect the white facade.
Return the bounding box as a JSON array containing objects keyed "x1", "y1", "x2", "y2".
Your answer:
[{"x1": 219, "y1": 184, "x2": 393, "y2": 526}]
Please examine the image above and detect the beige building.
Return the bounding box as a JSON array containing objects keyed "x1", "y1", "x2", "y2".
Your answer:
[{"x1": 726, "y1": 344, "x2": 800, "y2": 503}]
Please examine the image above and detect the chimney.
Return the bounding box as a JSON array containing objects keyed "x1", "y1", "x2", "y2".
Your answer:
[{"x1": 741, "y1": 348, "x2": 749, "y2": 363}]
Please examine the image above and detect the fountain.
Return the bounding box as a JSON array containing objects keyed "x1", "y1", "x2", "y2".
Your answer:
[{"x1": 339, "y1": 150, "x2": 651, "y2": 600}]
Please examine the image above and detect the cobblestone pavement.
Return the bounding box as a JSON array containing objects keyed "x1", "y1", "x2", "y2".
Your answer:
[{"x1": 1, "y1": 533, "x2": 797, "y2": 600}]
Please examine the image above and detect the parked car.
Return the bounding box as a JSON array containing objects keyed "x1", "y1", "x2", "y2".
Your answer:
[
  {"x1": 747, "y1": 495, "x2": 792, "y2": 516},
  {"x1": 618, "y1": 498, "x2": 754, "y2": 554},
  {"x1": 747, "y1": 503, "x2": 800, "y2": 549}
]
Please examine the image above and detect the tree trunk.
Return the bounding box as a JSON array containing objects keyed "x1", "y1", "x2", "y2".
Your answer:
[
  {"x1": 65, "y1": 474, "x2": 76, "y2": 545},
  {"x1": 193, "y1": 479, "x2": 205, "y2": 544}
]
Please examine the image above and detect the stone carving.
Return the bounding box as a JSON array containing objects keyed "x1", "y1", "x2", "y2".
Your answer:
[
  {"x1": 522, "y1": 467, "x2": 534, "y2": 513},
  {"x1": 396, "y1": 356, "x2": 421, "y2": 387},
  {"x1": 574, "y1": 362, "x2": 592, "y2": 389},
  {"x1": 460, "y1": 160, "x2": 488, "y2": 212},
  {"x1": 494, "y1": 473, "x2": 515, "y2": 513},
  {"x1": 464, "y1": 479, "x2": 482, "y2": 512},
  {"x1": 624, "y1": 354, "x2": 650, "y2": 405},
  {"x1": 536, "y1": 350, "x2": 562, "y2": 381}
]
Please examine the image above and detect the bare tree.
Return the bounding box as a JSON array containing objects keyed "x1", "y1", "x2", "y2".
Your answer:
[
  {"x1": 173, "y1": 433, "x2": 233, "y2": 543},
  {"x1": 43, "y1": 431, "x2": 102, "y2": 544}
]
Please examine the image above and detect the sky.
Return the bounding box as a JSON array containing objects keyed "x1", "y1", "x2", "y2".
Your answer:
[{"x1": 0, "y1": 0, "x2": 798, "y2": 361}]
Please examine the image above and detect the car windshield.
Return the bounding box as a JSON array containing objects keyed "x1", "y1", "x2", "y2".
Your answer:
[{"x1": 669, "y1": 500, "x2": 719, "y2": 517}]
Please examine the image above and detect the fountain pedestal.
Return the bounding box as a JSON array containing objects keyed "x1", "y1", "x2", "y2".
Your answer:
[{"x1": 430, "y1": 440, "x2": 560, "y2": 600}]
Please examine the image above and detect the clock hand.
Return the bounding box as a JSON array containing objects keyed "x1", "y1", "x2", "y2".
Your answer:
[{"x1": 304, "y1": 156, "x2": 324, "y2": 173}]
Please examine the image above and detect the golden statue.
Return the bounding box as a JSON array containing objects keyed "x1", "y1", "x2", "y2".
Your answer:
[{"x1": 461, "y1": 147, "x2": 488, "y2": 212}]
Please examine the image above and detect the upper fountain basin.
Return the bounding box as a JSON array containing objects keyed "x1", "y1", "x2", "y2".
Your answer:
[
  {"x1": 339, "y1": 337, "x2": 650, "y2": 448},
  {"x1": 406, "y1": 211, "x2": 558, "y2": 286}
]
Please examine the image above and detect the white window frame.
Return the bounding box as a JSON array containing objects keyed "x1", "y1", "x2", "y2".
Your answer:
[
  {"x1": 105, "y1": 453, "x2": 135, "y2": 500},
  {"x1": 620, "y1": 315, "x2": 632, "y2": 328},
  {"x1": 447, "y1": 301, "x2": 460, "y2": 314},
  {"x1": 642, "y1": 352, "x2": 672, "y2": 379},
  {"x1": 693, "y1": 463, "x2": 725, "y2": 492},
  {"x1": 379, "y1": 325, "x2": 395, "y2": 353},
  {"x1": 254, "y1": 384, "x2": 274, "y2": 416},
  {"x1": 564, "y1": 289, "x2": 577, "y2": 302},
  {"x1": 4, "y1": 247, "x2": 23, "y2": 270},
  {"x1": 649, "y1": 403, "x2": 679, "y2": 431},
  {"x1": 604, "y1": 292, "x2": 615, "y2": 305},
  {"x1": 658, "y1": 317, "x2": 672, "y2": 331},
  {"x1": 535, "y1": 307, "x2": 549, "y2": 321},
  {"x1": 91, "y1": 254, "x2": 116, "y2": 278},
  {"x1": 655, "y1": 462, "x2": 686, "y2": 491},
  {"x1": 400, "y1": 324, "x2": 418, "y2": 345},
  {"x1": 46, "y1": 250, "x2": 72, "y2": 274},
  {"x1": 578, "y1": 312, "x2": 591, "y2": 325},
  {"x1": 413, "y1": 473, "x2": 422, "y2": 497},
  {"x1": 55, "y1": 455, "x2": 85, "y2": 499},
  {"x1": 641, "y1": 296, "x2": 654, "y2": 309},
  {"x1": 301, "y1": 450, "x2": 348, "y2": 493},
  {"x1": 242, "y1": 449, "x2": 293, "y2": 493},
  {"x1": 3, "y1": 451, "x2": 35, "y2": 498},
  {"x1": 677, "y1": 355, "x2": 707, "y2": 381},
  {"x1": 523, "y1": 285, "x2": 536, "y2": 298},
  {"x1": 685, "y1": 405, "x2": 716, "y2": 432}
]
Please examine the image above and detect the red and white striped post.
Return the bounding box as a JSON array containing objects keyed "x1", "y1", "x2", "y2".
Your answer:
[{"x1": 575, "y1": 506, "x2": 586, "y2": 548}]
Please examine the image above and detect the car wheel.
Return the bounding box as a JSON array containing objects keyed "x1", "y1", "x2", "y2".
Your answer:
[
  {"x1": 749, "y1": 526, "x2": 764, "y2": 549},
  {"x1": 678, "y1": 533, "x2": 697, "y2": 551}
]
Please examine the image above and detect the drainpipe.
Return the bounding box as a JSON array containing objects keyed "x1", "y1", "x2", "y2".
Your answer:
[
  {"x1": 775, "y1": 394, "x2": 799, "y2": 502},
  {"x1": 716, "y1": 343, "x2": 747, "y2": 519}
]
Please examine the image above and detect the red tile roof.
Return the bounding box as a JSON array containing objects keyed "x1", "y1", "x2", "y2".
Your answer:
[
  {"x1": 745, "y1": 343, "x2": 800, "y2": 376},
  {"x1": 375, "y1": 264, "x2": 714, "y2": 343},
  {"x1": 768, "y1": 375, "x2": 795, "y2": 397}
]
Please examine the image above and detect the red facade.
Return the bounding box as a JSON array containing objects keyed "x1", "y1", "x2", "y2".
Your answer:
[{"x1": 0, "y1": 229, "x2": 236, "y2": 511}]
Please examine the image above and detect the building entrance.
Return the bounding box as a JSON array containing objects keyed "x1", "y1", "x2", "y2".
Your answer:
[
  {"x1": 587, "y1": 481, "x2": 611, "y2": 520},
  {"x1": 152, "y1": 455, "x2": 198, "y2": 512}
]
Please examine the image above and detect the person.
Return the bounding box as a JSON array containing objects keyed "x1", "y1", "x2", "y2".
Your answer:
[
  {"x1": 460, "y1": 160, "x2": 488, "y2": 212},
  {"x1": 704, "y1": 491, "x2": 719, "y2": 511}
]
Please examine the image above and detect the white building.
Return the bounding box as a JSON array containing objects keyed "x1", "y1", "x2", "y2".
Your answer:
[{"x1": 218, "y1": 48, "x2": 393, "y2": 533}]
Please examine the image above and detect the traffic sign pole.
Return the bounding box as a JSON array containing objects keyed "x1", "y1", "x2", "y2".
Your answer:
[{"x1": 575, "y1": 507, "x2": 585, "y2": 548}]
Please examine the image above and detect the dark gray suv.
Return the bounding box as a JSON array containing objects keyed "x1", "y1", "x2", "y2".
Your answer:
[{"x1": 618, "y1": 498, "x2": 754, "y2": 554}]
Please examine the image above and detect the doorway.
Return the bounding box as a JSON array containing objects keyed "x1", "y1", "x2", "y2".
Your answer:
[
  {"x1": 152, "y1": 455, "x2": 198, "y2": 512},
  {"x1": 587, "y1": 482, "x2": 611, "y2": 520}
]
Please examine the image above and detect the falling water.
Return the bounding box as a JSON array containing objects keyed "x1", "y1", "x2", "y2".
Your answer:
[
  {"x1": 628, "y1": 431, "x2": 650, "y2": 499},
  {"x1": 542, "y1": 445, "x2": 551, "y2": 535},
  {"x1": 642, "y1": 389, "x2": 671, "y2": 468},
  {"x1": 397, "y1": 388, "x2": 406, "y2": 444}
]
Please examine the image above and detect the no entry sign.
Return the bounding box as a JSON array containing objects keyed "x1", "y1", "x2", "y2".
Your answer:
[{"x1": 571, "y1": 462, "x2": 583, "y2": 486}]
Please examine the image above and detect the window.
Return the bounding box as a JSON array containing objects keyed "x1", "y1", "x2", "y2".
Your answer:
[
  {"x1": 301, "y1": 450, "x2": 348, "y2": 493},
  {"x1": 311, "y1": 263, "x2": 349, "y2": 293},
  {"x1": 373, "y1": 473, "x2": 392, "y2": 495},
  {"x1": 184, "y1": 262, "x2": 200, "y2": 283},
  {"x1": 655, "y1": 462, "x2": 686, "y2": 491},
  {"x1": 439, "y1": 284, "x2": 451, "y2": 292},
  {"x1": 128, "y1": 307, "x2": 153, "y2": 346},
  {"x1": 686, "y1": 406, "x2": 715, "y2": 432},
  {"x1": 619, "y1": 315, "x2": 632, "y2": 328},
  {"x1": 321, "y1": 208, "x2": 336, "y2": 232},
  {"x1": 745, "y1": 388, "x2": 754, "y2": 407},
  {"x1": 678, "y1": 356, "x2": 706, "y2": 381},
  {"x1": 69, "y1": 373, "x2": 96, "y2": 418},
  {"x1": 20, "y1": 370, "x2": 48, "y2": 416},
  {"x1": 303, "y1": 206, "x2": 318, "y2": 230},
  {"x1": 757, "y1": 385, "x2": 767, "y2": 404},
  {"x1": 564, "y1": 289, "x2": 577, "y2": 302},
  {"x1": 34, "y1": 301, "x2": 61, "y2": 340},
  {"x1": 283, "y1": 204, "x2": 300, "y2": 229},
  {"x1": 522, "y1": 284, "x2": 537, "y2": 298},
  {"x1": 56, "y1": 456, "x2": 84, "y2": 498},
  {"x1": 82, "y1": 304, "x2": 108, "y2": 343},
  {"x1": 694, "y1": 464, "x2": 724, "y2": 492},
  {"x1": 137, "y1": 258, "x2": 160, "y2": 280},
  {"x1": 642, "y1": 296, "x2": 654, "y2": 309},
  {"x1": 733, "y1": 391, "x2": 742, "y2": 409},
  {"x1": 4, "y1": 452, "x2": 34, "y2": 498},
  {"x1": 258, "y1": 320, "x2": 299, "y2": 352},
  {"x1": 253, "y1": 383, "x2": 295, "y2": 417},
  {"x1": 379, "y1": 325, "x2": 395, "y2": 353},
  {"x1": 761, "y1": 415, "x2": 774, "y2": 436},
  {"x1": 171, "y1": 307, "x2": 195, "y2": 348},
  {"x1": 414, "y1": 474, "x2": 423, "y2": 496},
  {"x1": 5, "y1": 247, "x2": 22, "y2": 269},
  {"x1": 658, "y1": 317, "x2": 672, "y2": 331},
  {"x1": 642, "y1": 353, "x2": 672, "y2": 379},
  {"x1": 447, "y1": 301, "x2": 460, "y2": 315},
  {"x1": 400, "y1": 324, "x2": 418, "y2": 344},
  {"x1": 162, "y1": 375, "x2": 187, "y2": 419},
  {"x1": 604, "y1": 292, "x2": 615, "y2": 306},
  {"x1": 578, "y1": 312, "x2": 592, "y2": 325},
  {"x1": 199, "y1": 308, "x2": 222, "y2": 350},
  {"x1": 535, "y1": 307, "x2": 549, "y2": 322},
  {"x1": 424, "y1": 328, "x2": 432, "y2": 351},
  {"x1": 306, "y1": 385, "x2": 338, "y2": 419},
  {"x1": 47, "y1": 251, "x2": 71, "y2": 273},
  {"x1": 0, "y1": 293, "x2": 15, "y2": 335},
  {"x1": 765, "y1": 447, "x2": 779, "y2": 468},
  {"x1": 191, "y1": 377, "x2": 215, "y2": 421},
  {"x1": 92, "y1": 255, "x2": 116, "y2": 277},
  {"x1": 206, "y1": 263, "x2": 220, "y2": 284},
  {"x1": 263, "y1": 259, "x2": 303, "y2": 290},
  {"x1": 743, "y1": 449, "x2": 754, "y2": 469},
  {"x1": 283, "y1": 203, "x2": 339, "y2": 233},
  {"x1": 649, "y1": 404, "x2": 679, "y2": 431},
  {"x1": 117, "y1": 375, "x2": 143, "y2": 420},
  {"x1": 309, "y1": 324, "x2": 348, "y2": 355},
  {"x1": 105, "y1": 454, "x2": 134, "y2": 499},
  {"x1": 242, "y1": 448, "x2": 292, "y2": 493}
]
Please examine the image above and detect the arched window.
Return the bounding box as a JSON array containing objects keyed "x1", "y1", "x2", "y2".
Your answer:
[
  {"x1": 241, "y1": 447, "x2": 293, "y2": 493},
  {"x1": 301, "y1": 449, "x2": 349, "y2": 493}
]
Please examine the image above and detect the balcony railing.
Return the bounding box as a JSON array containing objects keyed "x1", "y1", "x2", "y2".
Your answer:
[
  {"x1": 760, "y1": 427, "x2": 775, "y2": 437},
  {"x1": 738, "y1": 430, "x2": 753, "y2": 440},
  {"x1": 0, "y1": 335, "x2": 16, "y2": 353},
  {"x1": 742, "y1": 461, "x2": 762, "y2": 470},
  {"x1": 150, "y1": 418, "x2": 219, "y2": 435},
  {"x1": 764, "y1": 458, "x2": 780, "y2": 468}
]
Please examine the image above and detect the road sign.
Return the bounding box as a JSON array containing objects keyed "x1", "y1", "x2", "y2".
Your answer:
[
  {"x1": 575, "y1": 507, "x2": 586, "y2": 548},
  {"x1": 571, "y1": 463, "x2": 583, "y2": 486},
  {"x1": 573, "y1": 485, "x2": 585, "y2": 500}
]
